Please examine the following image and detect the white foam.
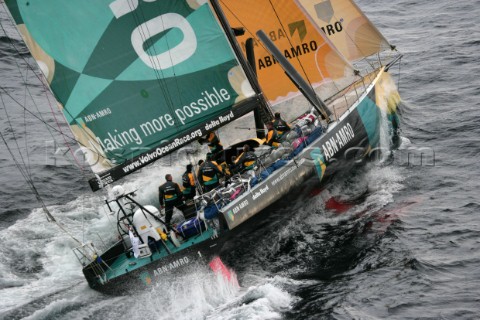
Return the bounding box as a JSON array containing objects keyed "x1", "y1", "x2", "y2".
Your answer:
[
  {"x1": 118, "y1": 267, "x2": 240, "y2": 320},
  {"x1": 206, "y1": 276, "x2": 297, "y2": 320}
]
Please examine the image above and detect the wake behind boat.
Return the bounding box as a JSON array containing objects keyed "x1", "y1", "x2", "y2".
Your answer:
[{"x1": 1, "y1": 0, "x2": 402, "y2": 294}]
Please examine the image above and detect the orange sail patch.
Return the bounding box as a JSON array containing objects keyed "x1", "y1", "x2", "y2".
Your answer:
[{"x1": 220, "y1": 0, "x2": 352, "y2": 104}]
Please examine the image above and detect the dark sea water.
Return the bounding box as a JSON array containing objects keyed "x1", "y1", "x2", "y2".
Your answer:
[{"x1": 1, "y1": 0, "x2": 480, "y2": 319}]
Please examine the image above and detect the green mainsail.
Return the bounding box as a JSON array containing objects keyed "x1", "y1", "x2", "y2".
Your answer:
[{"x1": 5, "y1": 0, "x2": 258, "y2": 189}]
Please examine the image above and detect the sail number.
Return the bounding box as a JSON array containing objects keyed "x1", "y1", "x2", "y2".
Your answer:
[{"x1": 109, "y1": 0, "x2": 197, "y2": 70}]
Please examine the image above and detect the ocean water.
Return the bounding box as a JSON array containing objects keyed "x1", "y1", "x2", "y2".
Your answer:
[{"x1": 1, "y1": 0, "x2": 480, "y2": 319}]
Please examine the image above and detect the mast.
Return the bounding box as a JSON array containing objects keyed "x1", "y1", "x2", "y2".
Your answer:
[
  {"x1": 209, "y1": 0, "x2": 273, "y2": 123},
  {"x1": 246, "y1": 38, "x2": 267, "y2": 140},
  {"x1": 256, "y1": 30, "x2": 332, "y2": 122}
]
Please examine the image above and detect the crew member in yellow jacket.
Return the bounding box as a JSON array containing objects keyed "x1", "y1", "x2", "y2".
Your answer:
[{"x1": 265, "y1": 121, "x2": 280, "y2": 148}]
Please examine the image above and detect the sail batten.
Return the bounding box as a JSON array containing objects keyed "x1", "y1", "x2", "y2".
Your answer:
[{"x1": 4, "y1": 0, "x2": 261, "y2": 188}]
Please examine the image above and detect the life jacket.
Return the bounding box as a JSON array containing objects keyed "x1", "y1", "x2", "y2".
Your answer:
[
  {"x1": 217, "y1": 161, "x2": 231, "y2": 176},
  {"x1": 266, "y1": 128, "x2": 280, "y2": 148},
  {"x1": 273, "y1": 118, "x2": 290, "y2": 136},
  {"x1": 207, "y1": 132, "x2": 223, "y2": 153},
  {"x1": 182, "y1": 172, "x2": 195, "y2": 194},
  {"x1": 160, "y1": 181, "x2": 181, "y2": 203},
  {"x1": 200, "y1": 161, "x2": 221, "y2": 186},
  {"x1": 235, "y1": 151, "x2": 256, "y2": 171}
]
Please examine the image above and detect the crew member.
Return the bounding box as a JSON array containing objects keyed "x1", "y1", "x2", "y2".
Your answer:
[
  {"x1": 273, "y1": 112, "x2": 291, "y2": 139},
  {"x1": 196, "y1": 159, "x2": 204, "y2": 183},
  {"x1": 182, "y1": 164, "x2": 196, "y2": 200},
  {"x1": 265, "y1": 121, "x2": 280, "y2": 148},
  {"x1": 158, "y1": 174, "x2": 186, "y2": 230},
  {"x1": 229, "y1": 155, "x2": 239, "y2": 175},
  {"x1": 198, "y1": 154, "x2": 224, "y2": 192},
  {"x1": 199, "y1": 131, "x2": 224, "y2": 162},
  {"x1": 235, "y1": 144, "x2": 257, "y2": 172}
]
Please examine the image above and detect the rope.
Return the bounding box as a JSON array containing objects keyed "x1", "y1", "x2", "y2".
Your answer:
[
  {"x1": 397, "y1": 56, "x2": 402, "y2": 92},
  {"x1": 44, "y1": 88, "x2": 88, "y2": 173},
  {"x1": 0, "y1": 85, "x2": 97, "y2": 180},
  {"x1": 0, "y1": 130, "x2": 85, "y2": 245},
  {"x1": 267, "y1": 0, "x2": 356, "y2": 103},
  {"x1": 130, "y1": 1, "x2": 181, "y2": 130},
  {"x1": 0, "y1": 15, "x2": 92, "y2": 245},
  {"x1": 0, "y1": 16, "x2": 119, "y2": 167},
  {"x1": 0, "y1": 6, "x2": 133, "y2": 166}
]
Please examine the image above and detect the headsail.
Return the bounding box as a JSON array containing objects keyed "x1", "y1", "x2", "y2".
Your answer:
[
  {"x1": 4, "y1": 0, "x2": 260, "y2": 190},
  {"x1": 219, "y1": 0, "x2": 356, "y2": 106},
  {"x1": 294, "y1": 0, "x2": 392, "y2": 62}
]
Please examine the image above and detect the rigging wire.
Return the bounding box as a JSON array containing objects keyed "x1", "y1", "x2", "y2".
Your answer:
[
  {"x1": 21, "y1": 67, "x2": 32, "y2": 177},
  {"x1": 1, "y1": 86, "x2": 88, "y2": 153},
  {"x1": 219, "y1": 0, "x2": 401, "y2": 108},
  {"x1": 0, "y1": 100, "x2": 85, "y2": 246},
  {"x1": 131, "y1": 1, "x2": 181, "y2": 130},
  {"x1": 1, "y1": 2, "x2": 138, "y2": 166},
  {"x1": 219, "y1": 0, "x2": 343, "y2": 105},
  {"x1": 0, "y1": 15, "x2": 77, "y2": 156},
  {"x1": 0, "y1": 13, "x2": 101, "y2": 246},
  {"x1": 0, "y1": 92, "x2": 31, "y2": 179},
  {"x1": 49, "y1": 71, "x2": 95, "y2": 172},
  {"x1": 0, "y1": 86, "x2": 69, "y2": 141},
  {"x1": 0, "y1": 130, "x2": 55, "y2": 219},
  {"x1": 330, "y1": 16, "x2": 377, "y2": 71},
  {"x1": 266, "y1": 0, "x2": 347, "y2": 99},
  {"x1": 1, "y1": 84, "x2": 99, "y2": 179},
  {"x1": 0, "y1": 85, "x2": 86, "y2": 246},
  {"x1": 155, "y1": 4, "x2": 190, "y2": 123},
  {"x1": 0, "y1": 12, "x2": 118, "y2": 168},
  {"x1": 397, "y1": 56, "x2": 402, "y2": 92}
]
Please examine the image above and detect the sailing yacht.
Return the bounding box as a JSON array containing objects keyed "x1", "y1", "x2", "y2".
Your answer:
[{"x1": 1, "y1": 0, "x2": 402, "y2": 294}]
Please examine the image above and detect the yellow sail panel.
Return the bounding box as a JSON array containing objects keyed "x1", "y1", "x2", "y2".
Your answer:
[
  {"x1": 220, "y1": 0, "x2": 353, "y2": 105},
  {"x1": 295, "y1": 0, "x2": 391, "y2": 61}
]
